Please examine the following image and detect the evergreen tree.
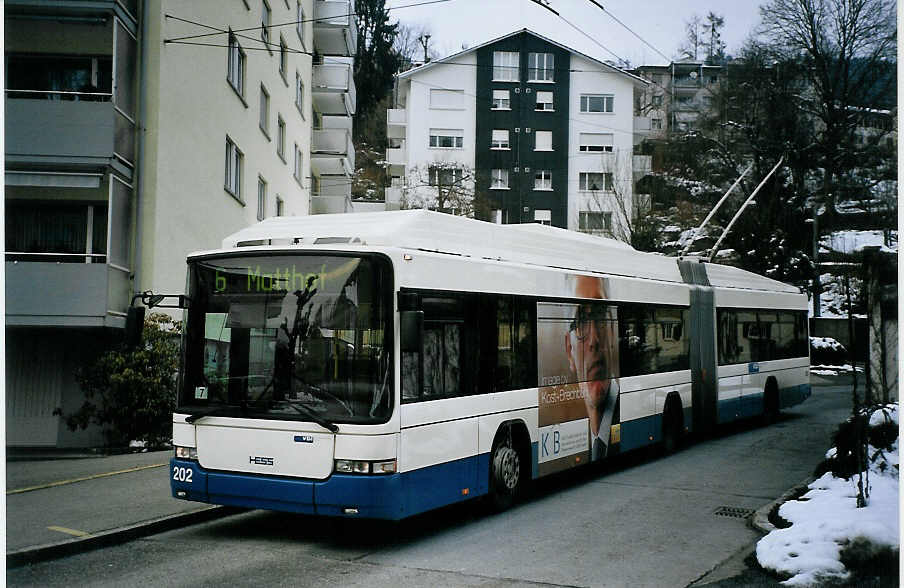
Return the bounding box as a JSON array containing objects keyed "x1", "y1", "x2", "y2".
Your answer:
[{"x1": 353, "y1": 0, "x2": 400, "y2": 143}]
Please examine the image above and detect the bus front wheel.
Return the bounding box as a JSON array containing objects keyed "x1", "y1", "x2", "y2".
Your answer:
[{"x1": 489, "y1": 435, "x2": 521, "y2": 511}]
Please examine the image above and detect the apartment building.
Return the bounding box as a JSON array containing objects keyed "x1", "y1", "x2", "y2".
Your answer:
[
  {"x1": 4, "y1": 0, "x2": 356, "y2": 447},
  {"x1": 386, "y1": 29, "x2": 652, "y2": 237},
  {"x1": 633, "y1": 59, "x2": 722, "y2": 138}
]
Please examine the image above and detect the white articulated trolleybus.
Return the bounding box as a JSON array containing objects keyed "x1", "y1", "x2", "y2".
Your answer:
[{"x1": 169, "y1": 210, "x2": 810, "y2": 519}]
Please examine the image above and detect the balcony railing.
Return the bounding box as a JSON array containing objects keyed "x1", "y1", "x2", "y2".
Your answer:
[
  {"x1": 311, "y1": 194, "x2": 353, "y2": 214},
  {"x1": 385, "y1": 146, "x2": 407, "y2": 166},
  {"x1": 313, "y1": 0, "x2": 357, "y2": 56},
  {"x1": 312, "y1": 128, "x2": 355, "y2": 176},
  {"x1": 312, "y1": 63, "x2": 356, "y2": 115},
  {"x1": 387, "y1": 109, "x2": 407, "y2": 126}
]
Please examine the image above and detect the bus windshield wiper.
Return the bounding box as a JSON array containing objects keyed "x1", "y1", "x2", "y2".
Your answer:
[
  {"x1": 281, "y1": 399, "x2": 339, "y2": 433},
  {"x1": 184, "y1": 405, "x2": 246, "y2": 424}
]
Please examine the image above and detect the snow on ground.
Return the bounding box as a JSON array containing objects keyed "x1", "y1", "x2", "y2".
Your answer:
[
  {"x1": 820, "y1": 230, "x2": 897, "y2": 255},
  {"x1": 810, "y1": 365, "x2": 863, "y2": 376},
  {"x1": 810, "y1": 336, "x2": 845, "y2": 351},
  {"x1": 756, "y1": 404, "x2": 899, "y2": 586}
]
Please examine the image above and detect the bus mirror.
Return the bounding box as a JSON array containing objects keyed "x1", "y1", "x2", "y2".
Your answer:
[
  {"x1": 125, "y1": 306, "x2": 146, "y2": 349},
  {"x1": 400, "y1": 310, "x2": 423, "y2": 352}
]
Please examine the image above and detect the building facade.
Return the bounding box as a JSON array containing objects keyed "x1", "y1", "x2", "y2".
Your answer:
[
  {"x1": 633, "y1": 60, "x2": 722, "y2": 138},
  {"x1": 4, "y1": 0, "x2": 356, "y2": 447},
  {"x1": 387, "y1": 29, "x2": 651, "y2": 237}
]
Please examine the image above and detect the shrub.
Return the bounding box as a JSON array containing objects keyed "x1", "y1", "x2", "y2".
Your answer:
[
  {"x1": 809, "y1": 336, "x2": 849, "y2": 366},
  {"x1": 59, "y1": 313, "x2": 181, "y2": 449}
]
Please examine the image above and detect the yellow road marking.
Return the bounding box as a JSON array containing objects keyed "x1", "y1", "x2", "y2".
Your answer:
[
  {"x1": 7, "y1": 463, "x2": 167, "y2": 495},
  {"x1": 47, "y1": 526, "x2": 92, "y2": 537}
]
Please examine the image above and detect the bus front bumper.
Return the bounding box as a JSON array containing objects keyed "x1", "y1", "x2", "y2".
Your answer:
[{"x1": 170, "y1": 458, "x2": 405, "y2": 520}]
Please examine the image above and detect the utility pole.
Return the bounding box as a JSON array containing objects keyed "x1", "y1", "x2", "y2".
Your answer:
[{"x1": 812, "y1": 205, "x2": 821, "y2": 317}]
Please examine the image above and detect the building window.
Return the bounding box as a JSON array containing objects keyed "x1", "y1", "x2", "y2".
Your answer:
[
  {"x1": 277, "y1": 115, "x2": 286, "y2": 160},
  {"x1": 429, "y1": 88, "x2": 465, "y2": 109},
  {"x1": 294, "y1": 143, "x2": 302, "y2": 180},
  {"x1": 579, "y1": 211, "x2": 612, "y2": 234},
  {"x1": 295, "y1": 71, "x2": 304, "y2": 114},
  {"x1": 259, "y1": 85, "x2": 270, "y2": 136},
  {"x1": 257, "y1": 176, "x2": 267, "y2": 220},
  {"x1": 579, "y1": 133, "x2": 613, "y2": 152},
  {"x1": 225, "y1": 137, "x2": 243, "y2": 199},
  {"x1": 535, "y1": 130, "x2": 553, "y2": 151},
  {"x1": 276, "y1": 196, "x2": 284, "y2": 216},
  {"x1": 429, "y1": 128, "x2": 464, "y2": 148},
  {"x1": 491, "y1": 129, "x2": 510, "y2": 150},
  {"x1": 279, "y1": 36, "x2": 288, "y2": 81},
  {"x1": 651, "y1": 94, "x2": 663, "y2": 107},
  {"x1": 528, "y1": 52, "x2": 554, "y2": 82},
  {"x1": 491, "y1": 168, "x2": 509, "y2": 189},
  {"x1": 652, "y1": 118, "x2": 663, "y2": 130},
  {"x1": 534, "y1": 170, "x2": 552, "y2": 191},
  {"x1": 261, "y1": 0, "x2": 271, "y2": 47},
  {"x1": 579, "y1": 172, "x2": 613, "y2": 191},
  {"x1": 492, "y1": 51, "x2": 519, "y2": 81},
  {"x1": 492, "y1": 89, "x2": 510, "y2": 110},
  {"x1": 534, "y1": 209, "x2": 552, "y2": 225},
  {"x1": 227, "y1": 32, "x2": 245, "y2": 96},
  {"x1": 580, "y1": 94, "x2": 614, "y2": 113},
  {"x1": 296, "y1": 1, "x2": 305, "y2": 45},
  {"x1": 428, "y1": 166, "x2": 462, "y2": 186},
  {"x1": 535, "y1": 91, "x2": 553, "y2": 111}
]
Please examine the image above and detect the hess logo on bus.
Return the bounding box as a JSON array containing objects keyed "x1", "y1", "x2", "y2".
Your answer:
[{"x1": 249, "y1": 456, "x2": 275, "y2": 466}]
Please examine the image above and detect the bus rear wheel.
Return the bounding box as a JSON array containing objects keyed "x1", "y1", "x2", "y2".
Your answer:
[{"x1": 489, "y1": 435, "x2": 521, "y2": 511}]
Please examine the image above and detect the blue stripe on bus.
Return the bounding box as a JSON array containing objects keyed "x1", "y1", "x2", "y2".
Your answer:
[{"x1": 780, "y1": 383, "x2": 811, "y2": 409}]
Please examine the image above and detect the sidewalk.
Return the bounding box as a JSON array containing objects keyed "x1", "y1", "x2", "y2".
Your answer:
[{"x1": 6, "y1": 449, "x2": 234, "y2": 566}]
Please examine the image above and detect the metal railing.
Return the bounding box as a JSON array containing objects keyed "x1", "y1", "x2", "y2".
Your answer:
[
  {"x1": 5, "y1": 89, "x2": 113, "y2": 101},
  {"x1": 5, "y1": 252, "x2": 107, "y2": 263}
]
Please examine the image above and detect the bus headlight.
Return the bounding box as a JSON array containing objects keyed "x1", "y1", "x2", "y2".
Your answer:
[
  {"x1": 175, "y1": 446, "x2": 198, "y2": 460},
  {"x1": 334, "y1": 459, "x2": 397, "y2": 474}
]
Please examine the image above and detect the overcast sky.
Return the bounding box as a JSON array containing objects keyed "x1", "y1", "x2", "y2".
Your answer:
[{"x1": 386, "y1": 0, "x2": 765, "y2": 67}]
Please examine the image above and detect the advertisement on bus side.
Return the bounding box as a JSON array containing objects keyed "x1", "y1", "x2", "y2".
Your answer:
[{"x1": 537, "y1": 275, "x2": 620, "y2": 476}]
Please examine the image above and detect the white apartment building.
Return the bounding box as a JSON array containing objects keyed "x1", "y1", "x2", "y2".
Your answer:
[
  {"x1": 5, "y1": 0, "x2": 356, "y2": 447},
  {"x1": 386, "y1": 29, "x2": 652, "y2": 237}
]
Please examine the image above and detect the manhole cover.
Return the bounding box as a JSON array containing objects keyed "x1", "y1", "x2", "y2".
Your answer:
[{"x1": 713, "y1": 506, "x2": 755, "y2": 519}]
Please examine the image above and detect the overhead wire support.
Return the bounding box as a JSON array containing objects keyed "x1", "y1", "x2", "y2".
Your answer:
[{"x1": 708, "y1": 157, "x2": 785, "y2": 263}]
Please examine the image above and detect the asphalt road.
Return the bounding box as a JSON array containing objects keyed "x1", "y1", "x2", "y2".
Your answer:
[{"x1": 8, "y1": 376, "x2": 853, "y2": 587}]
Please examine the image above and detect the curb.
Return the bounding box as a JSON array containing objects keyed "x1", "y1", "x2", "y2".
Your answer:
[
  {"x1": 7, "y1": 505, "x2": 242, "y2": 568},
  {"x1": 749, "y1": 477, "x2": 814, "y2": 534}
]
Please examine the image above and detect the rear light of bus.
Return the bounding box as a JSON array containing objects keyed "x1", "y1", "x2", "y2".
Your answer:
[
  {"x1": 334, "y1": 459, "x2": 397, "y2": 474},
  {"x1": 175, "y1": 446, "x2": 198, "y2": 460}
]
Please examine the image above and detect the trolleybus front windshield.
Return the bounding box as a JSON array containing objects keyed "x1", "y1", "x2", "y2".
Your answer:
[{"x1": 180, "y1": 254, "x2": 392, "y2": 425}]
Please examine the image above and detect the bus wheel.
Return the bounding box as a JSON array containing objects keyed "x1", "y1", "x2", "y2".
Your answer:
[
  {"x1": 763, "y1": 380, "x2": 780, "y2": 425},
  {"x1": 662, "y1": 397, "x2": 683, "y2": 455},
  {"x1": 489, "y1": 434, "x2": 521, "y2": 511}
]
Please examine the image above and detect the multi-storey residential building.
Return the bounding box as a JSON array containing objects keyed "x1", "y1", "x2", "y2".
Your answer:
[
  {"x1": 386, "y1": 29, "x2": 651, "y2": 236},
  {"x1": 5, "y1": 0, "x2": 356, "y2": 447},
  {"x1": 633, "y1": 59, "x2": 722, "y2": 138}
]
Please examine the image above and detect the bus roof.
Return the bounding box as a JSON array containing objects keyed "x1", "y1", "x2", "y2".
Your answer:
[{"x1": 214, "y1": 210, "x2": 800, "y2": 294}]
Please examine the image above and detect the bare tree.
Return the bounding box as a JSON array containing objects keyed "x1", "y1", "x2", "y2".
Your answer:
[
  {"x1": 393, "y1": 22, "x2": 440, "y2": 72},
  {"x1": 758, "y1": 0, "x2": 897, "y2": 219},
  {"x1": 400, "y1": 162, "x2": 480, "y2": 216},
  {"x1": 679, "y1": 14, "x2": 703, "y2": 60},
  {"x1": 580, "y1": 149, "x2": 661, "y2": 250},
  {"x1": 703, "y1": 12, "x2": 726, "y2": 64}
]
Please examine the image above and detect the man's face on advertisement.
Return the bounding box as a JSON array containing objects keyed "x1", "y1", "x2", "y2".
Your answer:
[{"x1": 565, "y1": 276, "x2": 614, "y2": 410}]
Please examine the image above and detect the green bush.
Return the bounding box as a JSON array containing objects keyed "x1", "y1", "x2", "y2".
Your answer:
[{"x1": 59, "y1": 313, "x2": 181, "y2": 449}]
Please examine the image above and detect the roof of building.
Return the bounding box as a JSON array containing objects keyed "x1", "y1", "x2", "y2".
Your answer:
[
  {"x1": 396, "y1": 28, "x2": 648, "y2": 87},
  {"x1": 211, "y1": 210, "x2": 799, "y2": 294}
]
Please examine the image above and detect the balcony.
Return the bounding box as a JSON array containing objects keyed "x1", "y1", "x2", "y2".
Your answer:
[
  {"x1": 632, "y1": 155, "x2": 652, "y2": 180},
  {"x1": 5, "y1": 187, "x2": 133, "y2": 328},
  {"x1": 311, "y1": 192, "x2": 353, "y2": 214},
  {"x1": 5, "y1": 97, "x2": 136, "y2": 179},
  {"x1": 313, "y1": 0, "x2": 357, "y2": 57},
  {"x1": 311, "y1": 127, "x2": 354, "y2": 176},
  {"x1": 385, "y1": 146, "x2": 407, "y2": 167},
  {"x1": 387, "y1": 108, "x2": 407, "y2": 139},
  {"x1": 313, "y1": 63, "x2": 356, "y2": 116}
]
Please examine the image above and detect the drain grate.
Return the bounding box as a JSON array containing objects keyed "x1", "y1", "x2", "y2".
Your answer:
[{"x1": 713, "y1": 506, "x2": 755, "y2": 519}]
